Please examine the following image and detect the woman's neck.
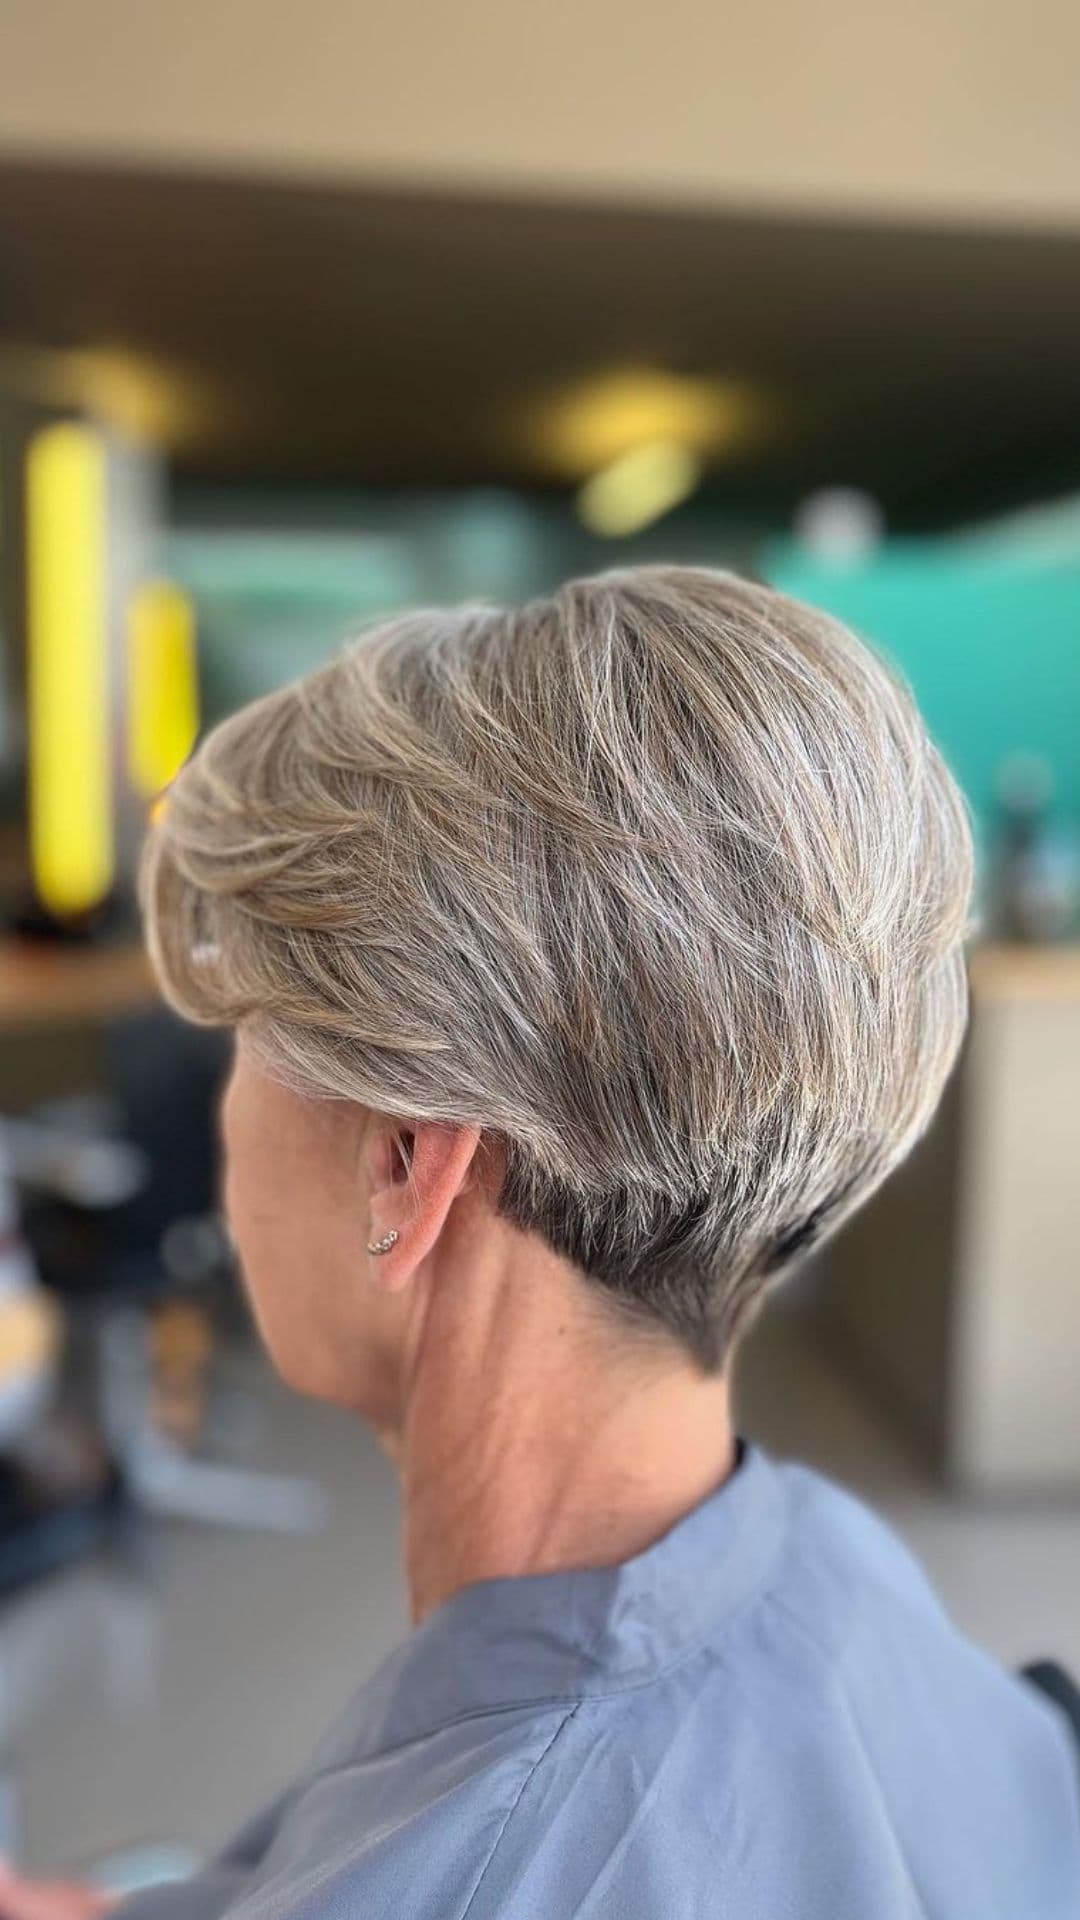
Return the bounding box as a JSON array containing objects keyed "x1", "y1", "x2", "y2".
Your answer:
[{"x1": 393, "y1": 1228, "x2": 735, "y2": 1624}]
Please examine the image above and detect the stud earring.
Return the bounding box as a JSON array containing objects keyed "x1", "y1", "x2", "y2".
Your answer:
[{"x1": 366, "y1": 1228, "x2": 399, "y2": 1257}]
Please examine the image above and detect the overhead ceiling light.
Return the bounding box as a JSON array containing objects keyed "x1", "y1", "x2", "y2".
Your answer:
[
  {"x1": 578, "y1": 440, "x2": 703, "y2": 538},
  {"x1": 520, "y1": 366, "x2": 762, "y2": 482},
  {"x1": 0, "y1": 344, "x2": 222, "y2": 452},
  {"x1": 59, "y1": 347, "x2": 200, "y2": 445}
]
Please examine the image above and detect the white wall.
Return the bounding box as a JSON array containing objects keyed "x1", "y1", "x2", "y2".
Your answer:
[{"x1": 2, "y1": 0, "x2": 1080, "y2": 228}]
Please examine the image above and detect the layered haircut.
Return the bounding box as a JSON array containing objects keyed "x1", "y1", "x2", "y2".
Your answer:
[{"x1": 142, "y1": 567, "x2": 973, "y2": 1368}]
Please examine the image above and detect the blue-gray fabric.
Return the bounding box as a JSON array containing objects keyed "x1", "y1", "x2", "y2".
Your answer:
[{"x1": 123, "y1": 1444, "x2": 1080, "y2": 1918}]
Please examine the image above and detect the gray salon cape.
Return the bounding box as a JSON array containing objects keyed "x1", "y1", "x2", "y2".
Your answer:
[{"x1": 122, "y1": 1443, "x2": 1080, "y2": 1918}]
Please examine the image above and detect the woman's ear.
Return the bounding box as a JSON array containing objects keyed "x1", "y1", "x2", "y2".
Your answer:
[{"x1": 364, "y1": 1121, "x2": 482, "y2": 1292}]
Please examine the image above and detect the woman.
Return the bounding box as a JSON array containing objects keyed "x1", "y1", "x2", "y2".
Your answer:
[{"x1": 6, "y1": 567, "x2": 1077, "y2": 1918}]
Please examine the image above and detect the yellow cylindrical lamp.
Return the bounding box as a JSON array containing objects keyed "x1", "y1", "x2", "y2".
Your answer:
[
  {"x1": 26, "y1": 421, "x2": 114, "y2": 919},
  {"x1": 127, "y1": 579, "x2": 199, "y2": 800}
]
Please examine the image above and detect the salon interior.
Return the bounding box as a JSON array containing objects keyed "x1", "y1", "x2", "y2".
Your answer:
[{"x1": 0, "y1": 0, "x2": 1078, "y2": 1891}]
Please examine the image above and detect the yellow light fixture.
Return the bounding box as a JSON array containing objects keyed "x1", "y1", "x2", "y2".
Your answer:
[
  {"x1": 1, "y1": 344, "x2": 218, "y2": 452},
  {"x1": 578, "y1": 440, "x2": 703, "y2": 538},
  {"x1": 522, "y1": 367, "x2": 761, "y2": 482},
  {"x1": 127, "y1": 580, "x2": 199, "y2": 799},
  {"x1": 60, "y1": 347, "x2": 208, "y2": 448},
  {"x1": 26, "y1": 421, "x2": 114, "y2": 918}
]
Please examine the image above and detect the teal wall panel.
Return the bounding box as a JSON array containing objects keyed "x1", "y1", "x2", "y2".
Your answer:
[{"x1": 763, "y1": 542, "x2": 1080, "y2": 829}]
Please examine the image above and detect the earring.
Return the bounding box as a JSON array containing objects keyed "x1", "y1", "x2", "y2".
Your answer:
[{"x1": 366, "y1": 1228, "x2": 399, "y2": 1257}]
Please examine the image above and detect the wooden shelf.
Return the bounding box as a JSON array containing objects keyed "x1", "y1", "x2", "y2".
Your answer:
[
  {"x1": 968, "y1": 942, "x2": 1080, "y2": 1004},
  {"x1": 0, "y1": 937, "x2": 157, "y2": 1031}
]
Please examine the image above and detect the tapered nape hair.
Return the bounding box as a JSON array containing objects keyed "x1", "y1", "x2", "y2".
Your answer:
[{"x1": 142, "y1": 567, "x2": 973, "y2": 1369}]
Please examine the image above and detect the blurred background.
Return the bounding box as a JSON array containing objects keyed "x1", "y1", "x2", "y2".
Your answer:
[{"x1": 0, "y1": 0, "x2": 1078, "y2": 1890}]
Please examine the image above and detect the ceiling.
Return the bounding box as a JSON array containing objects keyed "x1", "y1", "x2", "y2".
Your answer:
[{"x1": 2, "y1": 160, "x2": 1080, "y2": 522}]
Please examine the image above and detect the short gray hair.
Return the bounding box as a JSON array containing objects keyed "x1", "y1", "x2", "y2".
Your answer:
[{"x1": 142, "y1": 566, "x2": 973, "y2": 1368}]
